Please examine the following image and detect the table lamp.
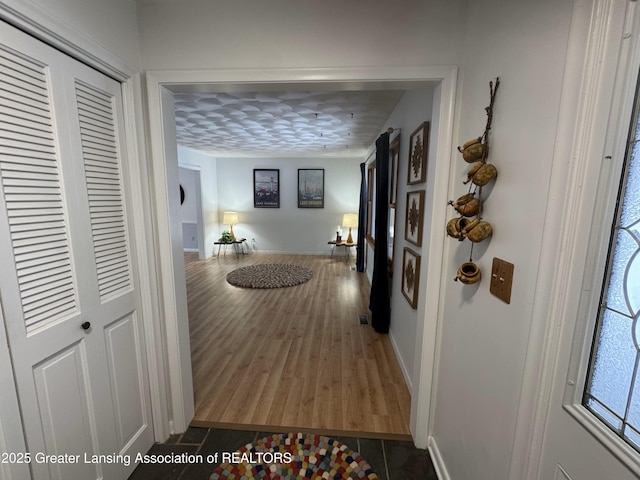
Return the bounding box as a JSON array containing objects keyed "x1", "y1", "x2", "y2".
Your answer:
[
  {"x1": 223, "y1": 211, "x2": 239, "y2": 238},
  {"x1": 342, "y1": 213, "x2": 358, "y2": 243}
]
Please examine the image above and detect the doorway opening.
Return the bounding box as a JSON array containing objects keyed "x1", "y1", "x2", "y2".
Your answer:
[{"x1": 145, "y1": 67, "x2": 457, "y2": 448}]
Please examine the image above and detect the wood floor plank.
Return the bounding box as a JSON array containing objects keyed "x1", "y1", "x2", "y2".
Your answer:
[{"x1": 185, "y1": 252, "x2": 411, "y2": 435}]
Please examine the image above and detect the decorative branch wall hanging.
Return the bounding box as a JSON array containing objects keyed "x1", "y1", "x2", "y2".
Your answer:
[{"x1": 446, "y1": 78, "x2": 500, "y2": 284}]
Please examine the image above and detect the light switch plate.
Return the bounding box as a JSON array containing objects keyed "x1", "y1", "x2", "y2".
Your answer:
[{"x1": 490, "y1": 257, "x2": 514, "y2": 304}]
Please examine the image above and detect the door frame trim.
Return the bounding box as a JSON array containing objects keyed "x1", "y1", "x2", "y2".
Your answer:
[
  {"x1": 0, "y1": 0, "x2": 137, "y2": 82},
  {"x1": 144, "y1": 65, "x2": 458, "y2": 447},
  {"x1": 507, "y1": 0, "x2": 633, "y2": 477}
]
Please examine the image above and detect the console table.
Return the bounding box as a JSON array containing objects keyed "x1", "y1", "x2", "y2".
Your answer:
[
  {"x1": 328, "y1": 240, "x2": 357, "y2": 263},
  {"x1": 214, "y1": 238, "x2": 247, "y2": 258}
]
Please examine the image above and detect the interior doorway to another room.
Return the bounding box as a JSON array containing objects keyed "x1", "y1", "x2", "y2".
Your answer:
[
  {"x1": 178, "y1": 165, "x2": 205, "y2": 259},
  {"x1": 145, "y1": 68, "x2": 458, "y2": 448}
]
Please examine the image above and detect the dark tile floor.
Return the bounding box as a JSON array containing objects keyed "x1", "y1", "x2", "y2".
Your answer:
[{"x1": 128, "y1": 427, "x2": 437, "y2": 480}]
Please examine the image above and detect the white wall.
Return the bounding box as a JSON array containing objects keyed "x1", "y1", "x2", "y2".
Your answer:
[
  {"x1": 431, "y1": 1, "x2": 574, "y2": 479},
  {"x1": 216, "y1": 157, "x2": 361, "y2": 254},
  {"x1": 364, "y1": 88, "x2": 435, "y2": 391},
  {"x1": 178, "y1": 146, "x2": 219, "y2": 258},
  {"x1": 136, "y1": 1, "x2": 592, "y2": 478},
  {"x1": 136, "y1": 0, "x2": 466, "y2": 71}
]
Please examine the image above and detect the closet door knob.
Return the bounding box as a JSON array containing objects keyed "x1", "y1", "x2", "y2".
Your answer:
[{"x1": 81, "y1": 322, "x2": 91, "y2": 330}]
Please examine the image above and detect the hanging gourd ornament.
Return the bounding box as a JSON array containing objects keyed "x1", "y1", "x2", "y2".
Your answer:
[
  {"x1": 464, "y1": 162, "x2": 498, "y2": 186},
  {"x1": 455, "y1": 261, "x2": 482, "y2": 284},
  {"x1": 458, "y1": 137, "x2": 487, "y2": 163},
  {"x1": 462, "y1": 219, "x2": 493, "y2": 243},
  {"x1": 446, "y1": 217, "x2": 472, "y2": 240},
  {"x1": 449, "y1": 193, "x2": 481, "y2": 217}
]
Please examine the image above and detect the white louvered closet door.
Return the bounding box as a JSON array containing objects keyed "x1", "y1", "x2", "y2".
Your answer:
[{"x1": 0, "y1": 22, "x2": 153, "y2": 480}]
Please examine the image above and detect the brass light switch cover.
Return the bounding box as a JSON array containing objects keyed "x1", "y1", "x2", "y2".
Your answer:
[{"x1": 490, "y1": 257, "x2": 514, "y2": 304}]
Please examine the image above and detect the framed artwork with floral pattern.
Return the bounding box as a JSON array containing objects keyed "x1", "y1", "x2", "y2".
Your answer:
[
  {"x1": 402, "y1": 248, "x2": 421, "y2": 309},
  {"x1": 405, "y1": 190, "x2": 425, "y2": 247},
  {"x1": 407, "y1": 122, "x2": 429, "y2": 184}
]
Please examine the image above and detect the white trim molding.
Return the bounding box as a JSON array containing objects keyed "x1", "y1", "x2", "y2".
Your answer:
[
  {"x1": 508, "y1": 0, "x2": 632, "y2": 478},
  {"x1": 0, "y1": 0, "x2": 137, "y2": 80},
  {"x1": 144, "y1": 65, "x2": 459, "y2": 446},
  {"x1": 428, "y1": 435, "x2": 452, "y2": 480}
]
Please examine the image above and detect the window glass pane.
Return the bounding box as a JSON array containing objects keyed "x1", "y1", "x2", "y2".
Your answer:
[
  {"x1": 625, "y1": 426, "x2": 640, "y2": 450},
  {"x1": 629, "y1": 251, "x2": 640, "y2": 315},
  {"x1": 625, "y1": 367, "x2": 640, "y2": 431},
  {"x1": 621, "y1": 142, "x2": 640, "y2": 228},
  {"x1": 606, "y1": 229, "x2": 636, "y2": 316},
  {"x1": 585, "y1": 69, "x2": 640, "y2": 451},
  {"x1": 586, "y1": 397, "x2": 624, "y2": 430},
  {"x1": 589, "y1": 309, "x2": 636, "y2": 417}
]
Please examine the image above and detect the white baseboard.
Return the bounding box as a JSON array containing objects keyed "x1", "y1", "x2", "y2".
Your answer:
[
  {"x1": 183, "y1": 248, "x2": 198, "y2": 253},
  {"x1": 389, "y1": 330, "x2": 413, "y2": 395},
  {"x1": 428, "y1": 436, "x2": 451, "y2": 480}
]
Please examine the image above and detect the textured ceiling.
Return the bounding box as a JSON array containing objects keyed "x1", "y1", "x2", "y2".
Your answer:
[{"x1": 173, "y1": 90, "x2": 405, "y2": 158}]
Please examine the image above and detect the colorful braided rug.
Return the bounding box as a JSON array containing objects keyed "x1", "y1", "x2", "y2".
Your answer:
[{"x1": 210, "y1": 432, "x2": 378, "y2": 479}]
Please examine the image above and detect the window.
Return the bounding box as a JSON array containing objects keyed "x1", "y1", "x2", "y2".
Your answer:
[
  {"x1": 366, "y1": 161, "x2": 376, "y2": 245},
  {"x1": 583, "y1": 69, "x2": 640, "y2": 450},
  {"x1": 388, "y1": 136, "x2": 400, "y2": 274},
  {"x1": 366, "y1": 136, "x2": 400, "y2": 259}
]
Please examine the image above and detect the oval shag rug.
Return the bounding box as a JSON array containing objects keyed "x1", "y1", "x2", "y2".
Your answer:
[
  {"x1": 226, "y1": 264, "x2": 313, "y2": 289},
  {"x1": 210, "y1": 432, "x2": 378, "y2": 479}
]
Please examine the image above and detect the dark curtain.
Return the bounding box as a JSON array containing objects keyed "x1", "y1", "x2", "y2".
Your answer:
[
  {"x1": 356, "y1": 162, "x2": 366, "y2": 272},
  {"x1": 369, "y1": 132, "x2": 390, "y2": 333}
]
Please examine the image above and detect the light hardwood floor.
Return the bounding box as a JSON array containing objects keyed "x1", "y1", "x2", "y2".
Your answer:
[{"x1": 185, "y1": 251, "x2": 411, "y2": 438}]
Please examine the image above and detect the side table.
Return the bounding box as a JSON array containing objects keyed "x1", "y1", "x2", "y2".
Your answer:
[
  {"x1": 214, "y1": 238, "x2": 247, "y2": 258},
  {"x1": 328, "y1": 240, "x2": 357, "y2": 263}
]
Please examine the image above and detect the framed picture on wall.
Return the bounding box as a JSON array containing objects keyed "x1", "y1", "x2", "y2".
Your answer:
[
  {"x1": 407, "y1": 121, "x2": 429, "y2": 185},
  {"x1": 297, "y1": 168, "x2": 324, "y2": 208},
  {"x1": 401, "y1": 247, "x2": 421, "y2": 309},
  {"x1": 405, "y1": 190, "x2": 425, "y2": 247},
  {"x1": 254, "y1": 169, "x2": 280, "y2": 208}
]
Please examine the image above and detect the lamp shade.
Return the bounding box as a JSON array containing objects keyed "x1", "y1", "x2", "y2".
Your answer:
[
  {"x1": 342, "y1": 213, "x2": 358, "y2": 229},
  {"x1": 223, "y1": 211, "x2": 239, "y2": 225}
]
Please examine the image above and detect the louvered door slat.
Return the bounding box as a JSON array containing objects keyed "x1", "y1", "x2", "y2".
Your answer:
[
  {"x1": 76, "y1": 89, "x2": 112, "y2": 111},
  {"x1": 81, "y1": 144, "x2": 118, "y2": 158},
  {"x1": 79, "y1": 118, "x2": 115, "y2": 135},
  {"x1": 0, "y1": 94, "x2": 51, "y2": 118},
  {"x1": 0, "y1": 129, "x2": 55, "y2": 149},
  {"x1": 3, "y1": 176, "x2": 59, "y2": 188},
  {"x1": 0, "y1": 69, "x2": 48, "y2": 99},
  {"x1": 0, "y1": 152, "x2": 57, "y2": 168},
  {"x1": 25, "y1": 301, "x2": 76, "y2": 329},
  {"x1": 9, "y1": 214, "x2": 65, "y2": 229},
  {"x1": 21, "y1": 283, "x2": 75, "y2": 309},
  {"x1": 75, "y1": 81, "x2": 132, "y2": 301},
  {"x1": 19, "y1": 270, "x2": 73, "y2": 295},
  {"x1": 13, "y1": 235, "x2": 66, "y2": 251},
  {"x1": 0, "y1": 47, "x2": 47, "y2": 78},
  {"x1": 0, "y1": 87, "x2": 48, "y2": 111},
  {"x1": 77, "y1": 95, "x2": 113, "y2": 116},
  {"x1": 84, "y1": 154, "x2": 120, "y2": 167},
  {"x1": 0, "y1": 106, "x2": 52, "y2": 129},
  {"x1": 21, "y1": 276, "x2": 74, "y2": 301},
  {"x1": 0, "y1": 120, "x2": 53, "y2": 139},
  {"x1": 16, "y1": 249, "x2": 69, "y2": 267},
  {"x1": 6, "y1": 202, "x2": 61, "y2": 214},
  {"x1": 22, "y1": 289, "x2": 76, "y2": 315},
  {"x1": 0, "y1": 74, "x2": 49, "y2": 104},
  {"x1": 0, "y1": 45, "x2": 78, "y2": 333}
]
